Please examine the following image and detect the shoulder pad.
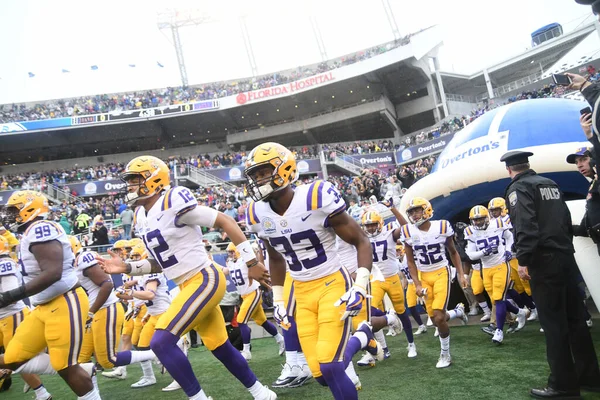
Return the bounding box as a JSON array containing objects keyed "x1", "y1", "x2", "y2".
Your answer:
[
  {"x1": 306, "y1": 180, "x2": 346, "y2": 219},
  {"x1": 440, "y1": 220, "x2": 453, "y2": 236},
  {"x1": 0, "y1": 258, "x2": 18, "y2": 276},
  {"x1": 23, "y1": 220, "x2": 64, "y2": 243},
  {"x1": 77, "y1": 251, "x2": 99, "y2": 270},
  {"x1": 401, "y1": 224, "x2": 411, "y2": 242}
]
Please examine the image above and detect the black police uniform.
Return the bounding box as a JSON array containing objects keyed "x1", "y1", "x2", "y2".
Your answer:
[{"x1": 501, "y1": 151, "x2": 600, "y2": 397}]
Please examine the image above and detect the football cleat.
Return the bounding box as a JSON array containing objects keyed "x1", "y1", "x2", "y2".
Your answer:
[
  {"x1": 467, "y1": 305, "x2": 479, "y2": 316},
  {"x1": 506, "y1": 321, "x2": 518, "y2": 334},
  {"x1": 102, "y1": 367, "x2": 127, "y2": 380},
  {"x1": 387, "y1": 312, "x2": 403, "y2": 335},
  {"x1": 540, "y1": 328, "x2": 545, "y2": 333},
  {"x1": 386, "y1": 328, "x2": 397, "y2": 336},
  {"x1": 383, "y1": 348, "x2": 391, "y2": 359},
  {"x1": 482, "y1": 324, "x2": 496, "y2": 336},
  {"x1": 513, "y1": 308, "x2": 527, "y2": 332},
  {"x1": 480, "y1": 311, "x2": 492, "y2": 322},
  {"x1": 587, "y1": 319, "x2": 593, "y2": 328},
  {"x1": 162, "y1": 380, "x2": 182, "y2": 392},
  {"x1": 527, "y1": 308, "x2": 538, "y2": 321},
  {"x1": 357, "y1": 352, "x2": 376, "y2": 367},
  {"x1": 356, "y1": 321, "x2": 384, "y2": 361},
  {"x1": 455, "y1": 303, "x2": 469, "y2": 325},
  {"x1": 272, "y1": 364, "x2": 297, "y2": 388},
  {"x1": 277, "y1": 338, "x2": 285, "y2": 357},
  {"x1": 131, "y1": 377, "x2": 156, "y2": 388},
  {"x1": 436, "y1": 353, "x2": 452, "y2": 369},
  {"x1": 426, "y1": 316, "x2": 434, "y2": 326},
  {"x1": 414, "y1": 325, "x2": 427, "y2": 335},
  {"x1": 492, "y1": 329, "x2": 504, "y2": 345},
  {"x1": 287, "y1": 366, "x2": 312, "y2": 388},
  {"x1": 434, "y1": 327, "x2": 439, "y2": 337},
  {"x1": 253, "y1": 385, "x2": 278, "y2": 400},
  {"x1": 353, "y1": 376, "x2": 362, "y2": 391},
  {"x1": 407, "y1": 343, "x2": 417, "y2": 358},
  {"x1": 241, "y1": 350, "x2": 252, "y2": 361}
]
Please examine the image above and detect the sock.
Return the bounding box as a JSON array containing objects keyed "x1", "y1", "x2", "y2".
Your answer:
[
  {"x1": 505, "y1": 299, "x2": 519, "y2": 314},
  {"x1": 282, "y1": 316, "x2": 302, "y2": 351},
  {"x1": 114, "y1": 349, "x2": 156, "y2": 366},
  {"x1": 495, "y1": 300, "x2": 508, "y2": 331},
  {"x1": 33, "y1": 384, "x2": 50, "y2": 399},
  {"x1": 343, "y1": 337, "x2": 363, "y2": 368},
  {"x1": 374, "y1": 330, "x2": 387, "y2": 349},
  {"x1": 297, "y1": 352, "x2": 308, "y2": 367},
  {"x1": 261, "y1": 321, "x2": 279, "y2": 337},
  {"x1": 479, "y1": 302, "x2": 491, "y2": 314},
  {"x1": 520, "y1": 293, "x2": 536, "y2": 310},
  {"x1": 409, "y1": 306, "x2": 423, "y2": 326},
  {"x1": 239, "y1": 323, "x2": 251, "y2": 345},
  {"x1": 352, "y1": 331, "x2": 368, "y2": 349},
  {"x1": 385, "y1": 313, "x2": 396, "y2": 326},
  {"x1": 15, "y1": 353, "x2": 56, "y2": 375},
  {"x1": 140, "y1": 360, "x2": 155, "y2": 379},
  {"x1": 151, "y1": 329, "x2": 201, "y2": 397},
  {"x1": 77, "y1": 388, "x2": 101, "y2": 400},
  {"x1": 248, "y1": 380, "x2": 267, "y2": 397},
  {"x1": 91, "y1": 374, "x2": 98, "y2": 392},
  {"x1": 439, "y1": 335, "x2": 450, "y2": 356},
  {"x1": 370, "y1": 306, "x2": 385, "y2": 317},
  {"x1": 274, "y1": 332, "x2": 284, "y2": 343},
  {"x1": 320, "y1": 362, "x2": 358, "y2": 400},
  {"x1": 447, "y1": 309, "x2": 458, "y2": 320},
  {"x1": 212, "y1": 340, "x2": 257, "y2": 388},
  {"x1": 243, "y1": 343, "x2": 251, "y2": 353},
  {"x1": 316, "y1": 376, "x2": 328, "y2": 386},
  {"x1": 345, "y1": 361, "x2": 358, "y2": 383},
  {"x1": 397, "y1": 312, "x2": 414, "y2": 343},
  {"x1": 285, "y1": 351, "x2": 298, "y2": 367},
  {"x1": 189, "y1": 389, "x2": 210, "y2": 400},
  {"x1": 507, "y1": 289, "x2": 525, "y2": 308}
]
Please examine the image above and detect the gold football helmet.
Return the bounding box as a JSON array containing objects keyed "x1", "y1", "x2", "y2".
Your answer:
[
  {"x1": 68, "y1": 235, "x2": 83, "y2": 256},
  {"x1": 0, "y1": 236, "x2": 9, "y2": 255},
  {"x1": 361, "y1": 211, "x2": 383, "y2": 237},
  {"x1": 406, "y1": 197, "x2": 433, "y2": 226},
  {"x1": 244, "y1": 142, "x2": 298, "y2": 201},
  {"x1": 469, "y1": 206, "x2": 490, "y2": 230},
  {"x1": 130, "y1": 243, "x2": 148, "y2": 261},
  {"x1": 395, "y1": 242, "x2": 405, "y2": 258},
  {"x1": 121, "y1": 156, "x2": 170, "y2": 204},
  {"x1": 5, "y1": 190, "x2": 49, "y2": 229},
  {"x1": 226, "y1": 242, "x2": 240, "y2": 260},
  {"x1": 488, "y1": 197, "x2": 508, "y2": 218}
]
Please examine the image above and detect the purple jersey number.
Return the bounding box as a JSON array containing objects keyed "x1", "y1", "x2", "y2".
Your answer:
[
  {"x1": 269, "y1": 229, "x2": 327, "y2": 272},
  {"x1": 143, "y1": 229, "x2": 178, "y2": 269}
]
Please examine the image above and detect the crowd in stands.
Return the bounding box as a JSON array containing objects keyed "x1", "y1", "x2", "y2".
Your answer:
[{"x1": 0, "y1": 38, "x2": 411, "y2": 124}]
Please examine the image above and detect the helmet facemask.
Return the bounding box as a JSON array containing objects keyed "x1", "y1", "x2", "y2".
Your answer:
[
  {"x1": 245, "y1": 163, "x2": 282, "y2": 202},
  {"x1": 471, "y1": 216, "x2": 490, "y2": 230},
  {"x1": 488, "y1": 207, "x2": 502, "y2": 219},
  {"x1": 363, "y1": 222, "x2": 381, "y2": 237},
  {"x1": 121, "y1": 172, "x2": 154, "y2": 204},
  {"x1": 407, "y1": 206, "x2": 427, "y2": 226}
]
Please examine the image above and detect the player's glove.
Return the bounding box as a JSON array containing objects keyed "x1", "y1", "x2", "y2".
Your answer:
[
  {"x1": 334, "y1": 267, "x2": 370, "y2": 320},
  {"x1": 85, "y1": 312, "x2": 94, "y2": 333},
  {"x1": 482, "y1": 246, "x2": 494, "y2": 256},
  {"x1": 416, "y1": 287, "x2": 427, "y2": 306},
  {"x1": 381, "y1": 197, "x2": 394, "y2": 208},
  {"x1": 124, "y1": 303, "x2": 134, "y2": 321},
  {"x1": 504, "y1": 251, "x2": 513, "y2": 262},
  {"x1": 132, "y1": 306, "x2": 141, "y2": 320},
  {"x1": 115, "y1": 287, "x2": 132, "y2": 297},
  {"x1": 272, "y1": 286, "x2": 291, "y2": 330}
]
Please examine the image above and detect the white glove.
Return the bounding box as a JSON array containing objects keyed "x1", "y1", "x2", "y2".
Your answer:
[
  {"x1": 272, "y1": 286, "x2": 291, "y2": 330},
  {"x1": 416, "y1": 287, "x2": 427, "y2": 306},
  {"x1": 334, "y1": 267, "x2": 370, "y2": 320}
]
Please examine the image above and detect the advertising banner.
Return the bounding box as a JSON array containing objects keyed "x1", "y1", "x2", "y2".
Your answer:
[
  {"x1": 65, "y1": 179, "x2": 127, "y2": 197},
  {"x1": 203, "y1": 159, "x2": 322, "y2": 182},
  {"x1": 338, "y1": 152, "x2": 396, "y2": 170},
  {"x1": 395, "y1": 133, "x2": 456, "y2": 165}
]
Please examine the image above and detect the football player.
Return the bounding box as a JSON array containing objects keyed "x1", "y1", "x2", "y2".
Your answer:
[
  {"x1": 488, "y1": 198, "x2": 538, "y2": 322},
  {"x1": 97, "y1": 155, "x2": 275, "y2": 400},
  {"x1": 397, "y1": 242, "x2": 427, "y2": 335},
  {"x1": 0, "y1": 190, "x2": 100, "y2": 399},
  {"x1": 244, "y1": 143, "x2": 381, "y2": 400},
  {"x1": 464, "y1": 206, "x2": 528, "y2": 344},
  {"x1": 0, "y1": 236, "x2": 52, "y2": 400},
  {"x1": 401, "y1": 197, "x2": 468, "y2": 368},
  {"x1": 225, "y1": 243, "x2": 284, "y2": 361}
]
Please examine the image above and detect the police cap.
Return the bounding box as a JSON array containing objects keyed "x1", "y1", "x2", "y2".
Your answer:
[{"x1": 500, "y1": 151, "x2": 534, "y2": 167}]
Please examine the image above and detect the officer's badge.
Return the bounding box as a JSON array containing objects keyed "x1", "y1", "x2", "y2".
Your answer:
[{"x1": 508, "y1": 191, "x2": 517, "y2": 207}]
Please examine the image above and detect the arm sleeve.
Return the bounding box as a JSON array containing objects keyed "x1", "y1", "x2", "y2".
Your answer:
[
  {"x1": 510, "y1": 186, "x2": 539, "y2": 266},
  {"x1": 465, "y1": 240, "x2": 484, "y2": 260},
  {"x1": 176, "y1": 205, "x2": 218, "y2": 228},
  {"x1": 573, "y1": 212, "x2": 589, "y2": 237},
  {"x1": 503, "y1": 229, "x2": 514, "y2": 252}
]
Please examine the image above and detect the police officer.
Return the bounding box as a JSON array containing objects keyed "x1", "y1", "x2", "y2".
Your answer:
[{"x1": 501, "y1": 150, "x2": 600, "y2": 399}]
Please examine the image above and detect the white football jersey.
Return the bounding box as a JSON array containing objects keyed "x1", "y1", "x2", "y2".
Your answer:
[
  {"x1": 502, "y1": 215, "x2": 512, "y2": 229},
  {"x1": 398, "y1": 257, "x2": 413, "y2": 283},
  {"x1": 400, "y1": 220, "x2": 454, "y2": 273},
  {"x1": 139, "y1": 273, "x2": 171, "y2": 316},
  {"x1": 369, "y1": 226, "x2": 400, "y2": 278},
  {"x1": 76, "y1": 251, "x2": 119, "y2": 310},
  {"x1": 227, "y1": 257, "x2": 259, "y2": 296},
  {"x1": 247, "y1": 180, "x2": 346, "y2": 282},
  {"x1": 0, "y1": 257, "x2": 26, "y2": 320},
  {"x1": 336, "y1": 236, "x2": 357, "y2": 274},
  {"x1": 121, "y1": 272, "x2": 145, "y2": 307},
  {"x1": 464, "y1": 218, "x2": 512, "y2": 269},
  {"x1": 133, "y1": 186, "x2": 216, "y2": 285},
  {"x1": 19, "y1": 220, "x2": 78, "y2": 305}
]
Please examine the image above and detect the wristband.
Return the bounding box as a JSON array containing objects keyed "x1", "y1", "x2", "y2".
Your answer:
[
  {"x1": 354, "y1": 267, "x2": 371, "y2": 291},
  {"x1": 272, "y1": 286, "x2": 284, "y2": 303},
  {"x1": 237, "y1": 241, "x2": 257, "y2": 263},
  {"x1": 88, "y1": 312, "x2": 95, "y2": 319},
  {"x1": 126, "y1": 259, "x2": 152, "y2": 275}
]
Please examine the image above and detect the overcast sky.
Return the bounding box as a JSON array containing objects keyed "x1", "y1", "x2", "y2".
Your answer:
[{"x1": 0, "y1": 0, "x2": 598, "y2": 104}]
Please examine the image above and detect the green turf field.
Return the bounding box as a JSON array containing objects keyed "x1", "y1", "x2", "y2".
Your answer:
[{"x1": 3, "y1": 321, "x2": 600, "y2": 400}]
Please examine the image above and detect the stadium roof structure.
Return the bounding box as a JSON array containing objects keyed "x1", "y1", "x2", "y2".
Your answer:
[{"x1": 440, "y1": 21, "x2": 597, "y2": 98}]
